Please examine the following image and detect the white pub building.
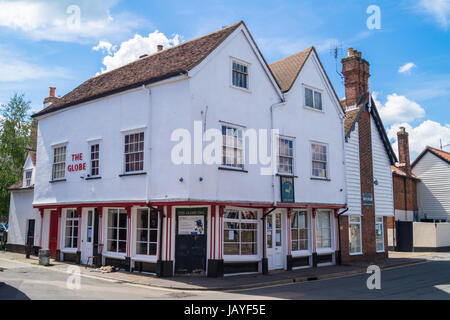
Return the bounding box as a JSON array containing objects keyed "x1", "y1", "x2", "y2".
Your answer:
[{"x1": 11, "y1": 21, "x2": 348, "y2": 277}]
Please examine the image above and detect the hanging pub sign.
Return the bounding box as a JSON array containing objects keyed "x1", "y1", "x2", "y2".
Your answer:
[
  {"x1": 67, "y1": 153, "x2": 87, "y2": 172},
  {"x1": 280, "y1": 176, "x2": 295, "y2": 203},
  {"x1": 363, "y1": 193, "x2": 373, "y2": 206},
  {"x1": 178, "y1": 215, "x2": 205, "y2": 235}
]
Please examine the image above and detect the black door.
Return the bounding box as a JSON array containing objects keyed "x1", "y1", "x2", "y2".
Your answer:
[
  {"x1": 175, "y1": 208, "x2": 207, "y2": 275},
  {"x1": 26, "y1": 219, "x2": 35, "y2": 245},
  {"x1": 396, "y1": 221, "x2": 413, "y2": 252}
]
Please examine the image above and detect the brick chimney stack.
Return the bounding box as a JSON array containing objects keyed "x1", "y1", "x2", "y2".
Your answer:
[
  {"x1": 43, "y1": 86, "x2": 59, "y2": 107},
  {"x1": 397, "y1": 127, "x2": 411, "y2": 174},
  {"x1": 341, "y1": 48, "x2": 370, "y2": 107}
]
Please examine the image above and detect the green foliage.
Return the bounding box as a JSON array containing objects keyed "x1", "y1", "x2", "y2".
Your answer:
[{"x1": 0, "y1": 93, "x2": 32, "y2": 219}]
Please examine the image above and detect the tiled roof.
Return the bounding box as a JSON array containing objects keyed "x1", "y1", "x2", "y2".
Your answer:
[
  {"x1": 33, "y1": 21, "x2": 243, "y2": 118},
  {"x1": 29, "y1": 151, "x2": 36, "y2": 166},
  {"x1": 391, "y1": 165, "x2": 419, "y2": 179},
  {"x1": 412, "y1": 146, "x2": 450, "y2": 167},
  {"x1": 269, "y1": 47, "x2": 313, "y2": 92},
  {"x1": 343, "y1": 92, "x2": 369, "y2": 137}
]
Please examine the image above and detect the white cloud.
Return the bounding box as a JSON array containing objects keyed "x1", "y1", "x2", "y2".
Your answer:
[
  {"x1": 98, "y1": 31, "x2": 181, "y2": 73},
  {"x1": 417, "y1": 0, "x2": 450, "y2": 30},
  {"x1": 398, "y1": 62, "x2": 416, "y2": 74},
  {"x1": 374, "y1": 92, "x2": 426, "y2": 124},
  {"x1": 387, "y1": 121, "x2": 450, "y2": 158},
  {"x1": 0, "y1": 0, "x2": 148, "y2": 43},
  {"x1": 92, "y1": 41, "x2": 117, "y2": 55},
  {"x1": 0, "y1": 48, "x2": 68, "y2": 82}
]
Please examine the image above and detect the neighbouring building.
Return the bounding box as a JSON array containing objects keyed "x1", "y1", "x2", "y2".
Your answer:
[
  {"x1": 23, "y1": 21, "x2": 348, "y2": 277},
  {"x1": 339, "y1": 48, "x2": 397, "y2": 263},
  {"x1": 387, "y1": 127, "x2": 419, "y2": 248},
  {"x1": 6, "y1": 151, "x2": 41, "y2": 254},
  {"x1": 412, "y1": 146, "x2": 450, "y2": 222}
]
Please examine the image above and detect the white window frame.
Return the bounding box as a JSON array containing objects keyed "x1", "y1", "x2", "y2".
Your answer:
[
  {"x1": 223, "y1": 208, "x2": 260, "y2": 260},
  {"x1": 311, "y1": 142, "x2": 329, "y2": 179},
  {"x1": 349, "y1": 215, "x2": 363, "y2": 255},
  {"x1": 230, "y1": 58, "x2": 250, "y2": 91},
  {"x1": 375, "y1": 216, "x2": 384, "y2": 252},
  {"x1": 123, "y1": 131, "x2": 145, "y2": 174},
  {"x1": 106, "y1": 208, "x2": 128, "y2": 255},
  {"x1": 24, "y1": 169, "x2": 33, "y2": 187},
  {"x1": 88, "y1": 141, "x2": 101, "y2": 177},
  {"x1": 304, "y1": 85, "x2": 323, "y2": 111},
  {"x1": 291, "y1": 210, "x2": 310, "y2": 255},
  {"x1": 135, "y1": 208, "x2": 159, "y2": 257},
  {"x1": 221, "y1": 123, "x2": 245, "y2": 170},
  {"x1": 315, "y1": 210, "x2": 333, "y2": 251},
  {"x1": 277, "y1": 136, "x2": 295, "y2": 175},
  {"x1": 63, "y1": 209, "x2": 79, "y2": 250},
  {"x1": 52, "y1": 144, "x2": 67, "y2": 181}
]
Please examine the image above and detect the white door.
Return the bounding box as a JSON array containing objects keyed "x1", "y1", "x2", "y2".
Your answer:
[
  {"x1": 267, "y1": 211, "x2": 284, "y2": 270},
  {"x1": 81, "y1": 209, "x2": 94, "y2": 265}
]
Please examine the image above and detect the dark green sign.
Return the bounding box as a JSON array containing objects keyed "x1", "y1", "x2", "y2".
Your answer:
[{"x1": 280, "y1": 176, "x2": 295, "y2": 203}]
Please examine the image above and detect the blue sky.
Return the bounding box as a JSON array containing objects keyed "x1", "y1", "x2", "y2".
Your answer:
[{"x1": 0, "y1": 0, "x2": 449, "y2": 159}]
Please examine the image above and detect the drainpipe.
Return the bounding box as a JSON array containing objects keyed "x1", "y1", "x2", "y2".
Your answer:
[
  {"x1": 336, "y1": 207, "x2": 349, "y2": 265},
  {"x1": 142, "y1": 85, "x2": 152, "y2": 204},
  {"x1": 270, "y1": 100, "x2": 286, "y2": 206}
]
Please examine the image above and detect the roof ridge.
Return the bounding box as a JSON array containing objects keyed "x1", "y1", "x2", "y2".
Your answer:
[
  {"x1": 269, "y1": 46, "x2": 313, "y2": 66},
  {"x1": 93, "y1": 21, "x2": 243, "y2": 78}
]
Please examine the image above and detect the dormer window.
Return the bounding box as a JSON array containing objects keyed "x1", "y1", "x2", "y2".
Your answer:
[
  {"x1": 232, "y1": 60, "x2": 249, "y2": 89},
  {"x1": 305, "y1": 87, "x2": 323, "y2": 111},
  {"x1": 25, "y1": 170, "x2": 32, "y2": 187}
]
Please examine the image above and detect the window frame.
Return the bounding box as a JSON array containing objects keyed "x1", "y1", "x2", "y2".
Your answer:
[
  {"x1": 304, "y1": 85, "x2": 323, "y2": 111},
  {"x1": 277, "y1": 136, "x2": 295, "y2": 176},
  {"x1": 311, "y1": 142, "x2": 329, "y2": 179},
  {"x1": 375, "y1": 216, "x2": 384, "y2": 252},
  {"x1": 52, "y1": 144, "x2": 67, "y2": 181},
  {"x1": 106, "y1": 208, "x2": 128, "y2": 255},
  {"x1": 135, "y1": 208, "x2": 159, "y2": 257},
  {"x1": 315, "y1": 210, "x2": 333, "y2": 251},
  {"x1": 221, "y1": 123, "x2": 245, "y2": 170},
  {"x1": 63, "y1": 209, "x2": 79, "y2": 250},
  {"x1": 349, "y1": 215, "x2": 363, "y2": 255},
  {"x1": 123, "y1": 131, "x2": 145, "y2": 174},
  {"x1": 230, "y1": 58, "x2": 250, "y2": 91},
  {"x1": 290, "y1": 210, "x2": 310, "y2": 254},
  {"x1": 223, "y1": 208, "x2": 260, "y2": 259},
  {"x1": 24, "y1": 169, "x2": 33, "y2": 187},
  {"x1": 88, "y1": 141, "x2": 101, "y2": 178}
]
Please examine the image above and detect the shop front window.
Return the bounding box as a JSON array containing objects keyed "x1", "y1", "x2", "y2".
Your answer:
[{"x1": 223, "y1": 209, "x2": 258, "y2": 256}]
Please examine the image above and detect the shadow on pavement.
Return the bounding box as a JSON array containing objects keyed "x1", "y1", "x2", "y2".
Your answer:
[{"x1": 0, "y1": 282, "x2": 30, "y2": 300}]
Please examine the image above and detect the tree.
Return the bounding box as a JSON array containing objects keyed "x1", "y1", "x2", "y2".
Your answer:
[{"x1": 0, "y1": 93, "x2": 32, "y2": 220}]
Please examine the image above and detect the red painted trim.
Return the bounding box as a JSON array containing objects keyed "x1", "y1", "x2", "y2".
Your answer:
[
  {"x1": 167, "y1": 206, "x2": 172, "y2": 261},
  {"x1": 165, "y1": 206, "x2": 168, "y2": 261},
  {"x1": 34, "y1": 202, "x2": 147, "y2": 209}
]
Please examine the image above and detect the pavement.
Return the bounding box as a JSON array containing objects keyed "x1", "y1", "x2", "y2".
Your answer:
[{"x1": 0, "y1": 250, "x2": 427, "y2": 291}]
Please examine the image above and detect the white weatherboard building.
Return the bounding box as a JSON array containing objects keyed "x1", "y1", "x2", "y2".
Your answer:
[
  {"x1": 412, "y1": 147, "x2": 450, "y2": 222},
  {"x1": 9, "y1": 21, "x2": 348, "y2": 277}
]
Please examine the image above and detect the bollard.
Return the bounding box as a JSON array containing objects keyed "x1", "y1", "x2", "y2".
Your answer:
[{"x1": 39, "y1": 249, "x2": 50, "y2": 266}]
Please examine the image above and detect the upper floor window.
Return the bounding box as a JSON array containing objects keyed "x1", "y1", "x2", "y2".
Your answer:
[
  {"x1": 24, "y1": 170, "x2": 32, "y2": 187},
  {"x1": 278, "y1": 137, "x2": 294, "y2": 175},
  {"x1": 305, "y1": 87, "x2": 323, "y2": 111},
  {"x1": 90, "y1": 143, "x2": 100, "y2": 177},
  {"x1": 52, "y1": 145, "x2": 66, "y2": 180},
  {"x1": 232, "y1": 61, "x2": 249, "y2": 89},
  {"x1": 222, "y1": 125, "x2": 244, "y2": 169},
  {"x1": 311, "y1": 143, "x2": 328, "y2": 179},
  {"x1": 124, "y1": 132, "x2": 144, "y2": 173}
]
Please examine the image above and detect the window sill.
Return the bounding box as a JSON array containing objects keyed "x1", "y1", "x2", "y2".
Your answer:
[
  {"x1": 230, "y1": 85, "x2": 251, "y2": 93},
  {"x1": 223, "y1": 255, "x2": 260, "y2": 262},
  {"x1": 85, "y1": 176, "x2": 101, "y2": 181},
  {"x1": 119, "y1": 172, "x2": 147, "y2": 177},
  {"x1": 304, "y1": 105, "x2": 324, "y2": 113},
  {"x1": 49, "y1": 179, "x2": 66, "y2": 183},
  {"x1": 349, "y1": 252, "x2": 363, "y2": 256},
  {"x1": 310, "y1": 177, "x2": 331, "y2": 182},
  {"x1": 291, "y1": 251, "x2": 311, "y2": 257},
  {"x1": 102, "y1": 251, "x2": 127, "y2": 259},
  {"x1": 218, "y1": 167, "x2": 248, "y2": 173},
  {"x1": 277, "y1": 173, "x2": 298, "y2": 178},
  {"x1": 316, "y1": 248, "x2": 334, "y2": 255},
  {"x1": 132, "y1": 255, "x2": 157, "y2": 263},
  {"x1": 61, "y1": 248, "x2": 77, "y2": 254}
]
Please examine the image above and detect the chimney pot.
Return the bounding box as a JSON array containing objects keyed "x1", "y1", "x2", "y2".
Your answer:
[
  {"x1": 397, "y1": 127, "x2": 411, "y2": 174},
  {"x1": 49, "y1": 86, "x2": 56, "y2": 97},
  {"x1": 157, "y1": 45, "x2": 163, "y2": 52},
  {"x1": 341, "y1": 48, "x2": 370, "y2": 107},
  {"x1": 348, "y1": 48, "x2": 354, "y2": 57}
]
